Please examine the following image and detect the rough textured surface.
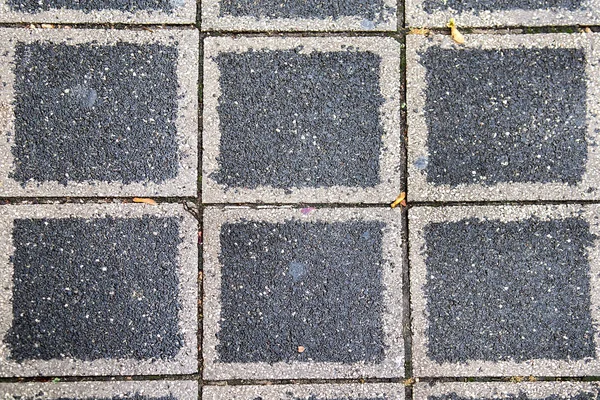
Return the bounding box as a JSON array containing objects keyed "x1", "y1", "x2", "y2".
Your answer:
[
  {"x1": 7, "y1": 0, "x2": 178, "y2": 13},
  {"x1": 219, "y1": 0, "x2": 390, "y2": 20},
  {"x1": 217, "y1": 220, "x2": 386, "y2": 364},
  {"x1": 421, "y1": 46, "x2": 587, "y2": 187},
  {"x1": 422, "y1": 0, "x2": 582, "y2": 12},
  {"x1": 429, "y1": 394, "x2": 595, "y2": 400},
  {"x1": 424, "y1": 216, "x2": 596, "y2": 362},
  {"x1": 8, "y1": 216, "x2": 183, "y2": 361},
  {"x1": 212, "y1": 49, "x2": 384, "y2": 190},
  {"x1": 11, "y1": 41, "x2": 179, "y2": 186}
]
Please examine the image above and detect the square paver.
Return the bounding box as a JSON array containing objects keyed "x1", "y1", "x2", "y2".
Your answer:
[
  {"x1": 202, "y1": 0, "x2": 396, "y2": 31},
  {"x1": 0, "y1": 203, "x2": 197, "y2": 376},
  {"x1": 414, "y1": 381, "x2": 600, "y2": 400},
  {"x1": 204, "y1": 383, "x2": 405, "y2": 399},
  {"x1": 0, "y1": 28, "x2": 198, "y2": 197},
  {"x1": 203, "y1": 207, "x2": 403, "y2": 379},
  {"x1": 407, "y1": 33, "x2": 600, "y2": 201},
  {"x1": 0, "y1": 380, "x2": 198, "y2": 399},
  {"x1": 406, "y1": 0, "x2": 600, "y2": 27},
  {"x1": 203, "y1": 37, "x2": 402, "y2": 204},
  {"x1": 0, "y1": 0, "x2": 195, "y2": 24},
  {"x1": 410, "y1": 204, "x2": 600, "y2": 376}
]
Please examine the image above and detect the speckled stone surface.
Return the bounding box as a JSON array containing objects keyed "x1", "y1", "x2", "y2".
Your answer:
[
  {"x1": 202, "y1": 0, "x2": 397, "y2": 31},
  {"x1": 0, "y1": 0, "x2": 195, "y2": 23},
  {"x1": 409, "y1": 204, "x2": 600, "y2": 377},
  {"x1": 0, "y1": 203, "x2": 198, "y2": 377},
  {"x1": 407, "y1": 33, "x2": 600, "y2": 201},
  {"x1": 0, "y1": 380, "x2": 198, "y2": 399},
  {"x1": 0, "y1": 28, "x2": 198, "y2": 197},
  {"x1": 203, "y1": 37, "x2": 402, "y2": 204},
  {"x1": 202, "y1": 207, "x2": 403, "y2": 379},
  {"x1": 203, "y1": 383, "x2": 405, "y2": 400}
]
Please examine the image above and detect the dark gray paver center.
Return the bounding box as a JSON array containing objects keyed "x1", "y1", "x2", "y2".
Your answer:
[
  {"x1": 7, "y1": 0, "x2": 179, "y2": 13},
  {"x1": 423, "y1": 0, "x2": 582, "y2": 13},
  {"x1": 11, "y1": 41, "x2": 179, "y2": 186},
  {"x1": 421, "y1": 46, "x2": 587, "y2": 187},
  {"x1": 424, "y1": 216, "x2": 595, "y2": 362},
  {"x1": 212, "y1": 49, "x2": 385, "y2": 190},
  {"x1": 8, "y1": 216, "x2": 183, "y2": 361},
  {"x1": 218, "y1": 0, "x2": 389, "y2": 20},
  {"x1": 217, "y1": 220, "x2": 386, "y2": 364}
]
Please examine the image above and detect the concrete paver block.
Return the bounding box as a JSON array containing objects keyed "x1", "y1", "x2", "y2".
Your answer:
[
  {"x1": 406, "y1": 0, "x2": 600, "y2": 27},
  {"x1": 0, "y1": 28, "x2": 198, "y2": 197},
  {"x1": 0, "y1": 0, "x2": 196, "y2": 24},
  {"x1": 0, "y1": 380, "x2": 198, "y2": 399},
  {"x1": 203, "y1": 206, "x2": 403, "y2": 379},
  {"x1": 0, "y1": 203, "x2": 198, "y2": 376},
  {"x1": 204, "y1": 383, "x2": 405, "y2": 399},
  {"x1": 410, "y1": 204, "x2": 600, "y2": 376},
  {"x1": 202, "y1": 0, "x2": 397, "y2": 31},
  {"x1": 203, "y1": 37, "x2": 402, "y2": 204},
  {"x1": 414, "y1": 381, "x2": 600, "y2": 400},
  {"x1": 407, "y1": 33, "x2": 600, "y2": 201}
]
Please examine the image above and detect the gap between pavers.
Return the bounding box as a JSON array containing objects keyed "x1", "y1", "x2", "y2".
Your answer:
[
  {"x1": 203, "y1": 383, "x2": 405, "y2": 400},
  {"x1": 0, "y1": 27, "x2": 198, "y2": 197},
  {"x1": 414, "y1": 381, "x2": 600, "y2": 400},
  {"x1": 0, "y1": 380, "x2": 198, "y2": 399},
  {"x1": 202, "y1": 206, "x2": 403, "y2": 380},
  {"x1": 409, "y1": 204, "x2": 600, "y2": 377},
  {"x1": 0, "y1": 203, "x2": 197, "y2": 377},
  {"x1": 202, "y1": 36, "x2": 402, "y2": 204},
  {"x1": 407, "y1": 33, "x2": 600, "y2": 202},
  {"x1": 0, "y1": 0, "x2": 196, "y2": 24},
  {"x1": 406, "y1": 0, "x2": 600, "y2": 28}
]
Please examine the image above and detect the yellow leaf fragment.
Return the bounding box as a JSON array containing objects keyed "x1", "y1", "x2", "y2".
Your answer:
[
  {"x1": 409, "y1": 28, "x2": 430, "y2": 35},
  {"x1": 447, "y1": 18, "x2": 465, "y2": 44},
  {"x1": 390, "y1": 192, "x2": 406, "y2": 208},
  {"x1": 403, "y1": 378, "x2": 416, "y2": 386},
  {"x1": 132, "y1": 197, "x2": 157, "y2": 205},
  {"x1": 585, "y1": 27, "x2": 593, "y2": 33},
  {"x1": 40, "y1": 23, "x2": 54, "y2": 29}
]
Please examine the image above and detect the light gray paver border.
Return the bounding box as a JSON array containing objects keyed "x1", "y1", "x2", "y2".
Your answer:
[
  {"x1": 409, "y1": 204, "x2": 600, "y2": 377},
  {"x1": 201, "y1": 0, "x2": 396, "y2": 31},
  {"x1": 202, "y1": 36, "x2": 402, "y2": 204},
  {"x1": 0, "y1": 380, "x2": 198, "y2": 399},
  {"x1": 202, "y1": 206, "x2": 403, "y2": 379},
  {"x1": 0, "y1": 27, "x2": 198, "y2": 197},
  {"x1": 0, "y1": 203, "x2": 198, "y2": 377},
  {"x1": 203, "y1": 383, "x2": 405, "y2": 400},
  {"x1": 0, "y1": 1, "x2": 196, "y2": 24},
  {"x1": 406, "y1": 33, "x2": 600, "y2": 202},
  {"x1": 406, "y1": 0, "x2": 600, "y2": 28},
  {"x1": 414, "y1": 381, "x2": 600, "y2": 400}
]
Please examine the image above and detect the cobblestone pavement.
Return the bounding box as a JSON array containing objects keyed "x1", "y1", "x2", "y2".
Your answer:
[{"x1": 1, "y1": 0, "x2": 600, "y2": 399}]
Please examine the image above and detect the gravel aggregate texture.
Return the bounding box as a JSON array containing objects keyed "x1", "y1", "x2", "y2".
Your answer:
[
  {"x1": 0, "y1": 28, "x2": 198, "y2": 197},
  {"x1": 203, "y1": 207, "x2": 403, "y2": 379},
  {"x1": 0, "y1": 203, "x2": 198, "y2": 377},
  {"x1": 410, "y1": 204, "x2": 600, "y2": 376},
  {"x1": 203, "y1": 37, "x2": 402, "y2": 204},
  {"x1": 407, "y1": 34, "x2": 600, "y2": 201}
]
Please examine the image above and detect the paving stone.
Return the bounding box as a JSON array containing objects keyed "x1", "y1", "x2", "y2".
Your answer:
[
  {"x1": 203, "y1": 383, "x2": 404, "y2": 400},
  {"x1": 202, "y1": 206, "x2": 403, "y2": 379},
  {"x1": 0, "y1": 203, "x2": 197, "y2": 376},
  {"x1": 414, "y1": 381, "x2": 600, "y2": 400},
  {"x1": 203, "y1": 37, "x2": 402, "y2": 204},
  {"x1": 0, "y1": 28, "x2": 198, "y2": 197},
  {"x1": 406, "y1": 0, "x2": 600, "y2": 27},
  {"x1": 0, "y1": 0, "x2": 195, "y2": 24},
  {"x1": 409, "y1": 204, "x2": 600, "y2": 376},
  {"x1": 0, "y1": 380, "x2": 198, "y2": 399},
  {"x1": 202, "y1": 0, "x2": 396, "y2": 31},
  {"x1": 407, "y1": 33, "x2": 600, "y2": 202}
]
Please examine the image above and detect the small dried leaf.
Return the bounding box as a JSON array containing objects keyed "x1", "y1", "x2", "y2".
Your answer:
[
  {"x1": 400, "y1": 199, "x2": 407, "y2": 207},
  {"x1": 403, "y1": 378, "x2": 416, "y2": 386},
  {"x1": 390, "y1": 192, "x2": 406, "y2": 208},
  {"x1": 133, "y1": 197, "x2": 157, "y2": 205},
  {"x1": 297, "y1": 346, "x2": 305, "y2": 353},
  {"x1": 40, "y1": 24, "x2": 54, "y2": 29},
  {"x1": 585, "y1": 27, "x2": 593, "y2": 33},
  {"x1": 409, "y1": 28, "x2": 430, "y2": 35},
  {"x1": 447, "y1": 18, "x2": 465, "y2": 44}
]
